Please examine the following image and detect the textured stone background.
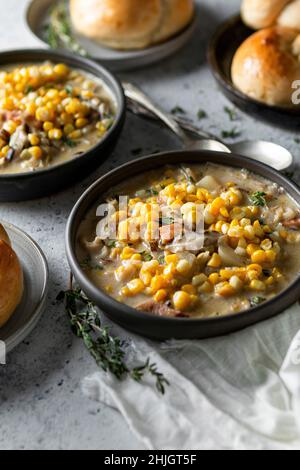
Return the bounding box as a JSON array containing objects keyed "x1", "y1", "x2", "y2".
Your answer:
[{"x1": 0, "y1": 0, "x2": 299, "y2": 450}]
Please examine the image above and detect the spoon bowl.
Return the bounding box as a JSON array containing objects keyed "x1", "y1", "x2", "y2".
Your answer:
[{"x1": 229, "y1": 140, "x2": 293, "y2": 171}]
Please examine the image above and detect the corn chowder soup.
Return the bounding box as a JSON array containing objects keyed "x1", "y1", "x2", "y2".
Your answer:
[
  {"x1": 77, "y1": 164, "x2": 300, "y2": 318},
  {"x1": 0, "y1": 62, "x2": 115, "y2": 173}
]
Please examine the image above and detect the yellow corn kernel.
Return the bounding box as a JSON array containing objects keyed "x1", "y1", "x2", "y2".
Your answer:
[
  {"x1": 243, "y1": 225, "x2": 255, "y2": 240},
  {"x1": 76, "y1": 117, "x2": 88, "y2": 129},
  {"x1": 154, "y1": 289, "x2": 168, "y2": 303},
  {"x1": 176, "y1": 259, "x2": 191, "y2": 275},
  {"x1": 43, "y1": 121, "x2": 54, "y2": 132},
  {"x1": 263, "y1": 225, "x2": 272, "y2": 234},
  {"x1": 215, "y1": 221, "x2": 224, "y2": 233},
  {"x1": 28, "y1": 146, "x2": 43, "y2": 160},
  {"x1": 246, "y1": 244, "x2": 260, "y2": 256},
  {"x1": 28, "y1": 134, "x2": 40, "y2": 146},
  {"x1": 247, "y1": 264, "x2": 263, "y2": 275},
  {"x1": 118, "y1": 220, "x2": 130, "y2": 241},
  {"x1": 209, "y1": 273, "x2": 220, "y2": 285},
  {"x1": 253, "y1": 220, "x2": 264, "y2": 237},
  {"x1": 48, "y1": 128, "x2": 63, "y2": 140},
  {"x1": 249, "y1": 280, "x2": 266, "y2": 291},
  {"x1": 192, "y1": 274, "x2": 208, "y2": 286},
  {"x1": 265, "y1": 250, "x2": 276, "y2": 263},
  {"x1": 182, "y1": 284, "x2": 197, "y2": 295},
  {"x1": 1, "y1": 145, "x2": 9, "y2": 156},
  {"x1": 127, "y1": 279, "x2": 144, "y2": 295},
  {"x1": 198, "y1": 281, "x2": 213, "y2": 293},
  {"x1": 110, "y1": 247, "x2": 121, "y2": 259},
  {"x1": 131, "y1": 253, "x2": 142, "y2": 261},
  {"x1": 220, "y1": 207, "x2": 229, "y2": 218},
  {"x1": 26, "y1": 102, "x2": 36, "y2": 116},
  {"x1": 151, "y1": 275, "x2": 168, "y2": 292},
  {"x1": 68, "y1": 130, "x2": 82, "y2": 140},
  {"x1": 216, "y1": 282, "x2": 236, "y2": 297},
  {"x1": 121, "y1": 247, "x2": 135, "y2": 260},
  {"x1": 228, "y1": 226, "x2": 244, "y2": 238},
  {"x1": 210, "y1": 197, "x2": 226, "y2": 216},
  {"x1": 251, "y1": 250, "x2": 267, "y2": 264},
  {"x1": 65, "y1": 98, "x2": 82, "y2": 114},
  {"x1": 64, "y1": 124, "x2": 75, "y2": 135},
  {"x1": 121, "y1": 286, "x2": 131, "y2": 297},
  {"x1": 261, "y1": 239, "x2": 272, "y2": 251},
  {"x1": 247, "y1": 270, "x2": 259, "y2": 281},
  {"x1": 163, "y1": 263, "x2": 176, "y2": 279},
  {"x1": 141, "y1": 260, "x2": 159, "y2": 274},
  {"x1": 3, "y1": 120, "x2": 17, "y2": 135},
  {"x1": 54, "y1": 63, "x2": 70, "y2": 77},
  {"x1": 230, "y1": 218, "x2": 240, "y2": 227},
  {"x1": 173, "y1": 291, "x2": 191, "y2": 311},
  {"x1": 36, "y1": 107, "x2": 54, "y2": 122},
  {"x1": 240, "y1": 218, "x2": 251, "y2": 227},
  {"x1": 140, "y1": 271, "x2": 152, "y2": 286},
  {"x1": 266, "y1": 276, "x2": 275, "y2": 286},
  {"x1": 229, "y1": 275, "x2": 243, "y2": 291},
  {"x1": 166, "y1": 254, "x2": 178, "y2": 264},
  {"x1": 207, "y1": 253, "x2": 222, "y2": 268}
]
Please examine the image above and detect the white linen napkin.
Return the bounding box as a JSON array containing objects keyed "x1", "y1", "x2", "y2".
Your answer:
[{"x1": 82, "y1": 303, "x2": 300, "y2": 450}]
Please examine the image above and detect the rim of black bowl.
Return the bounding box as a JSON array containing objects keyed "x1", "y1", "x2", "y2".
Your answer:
[
  {"x1": 0, "y1": 48, "x2": 125, "y2": 180},
  {"x1": 207, "y1": 14, "x2": 300, "y2": 117},
  {"x1": 66, "y1": 150, "x2": 300, "y2": 328}
]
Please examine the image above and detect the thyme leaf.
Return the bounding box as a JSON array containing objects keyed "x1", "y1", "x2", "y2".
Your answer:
[
  {"x1": 58, "y1": 288, "x2": 169, "y2": 394},
  {"x1": 249, "y1": 191, "x2": 267, "y2": 207},
  {"x1": 250, "y1": 296, "x2": 266, "y2": 307}
]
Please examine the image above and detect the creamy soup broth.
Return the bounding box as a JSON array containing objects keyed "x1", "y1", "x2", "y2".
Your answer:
[{"x1": 77, "y1": 164, "x2": 300, "y2": 318}]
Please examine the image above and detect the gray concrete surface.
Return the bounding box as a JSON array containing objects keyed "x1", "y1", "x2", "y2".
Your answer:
[{"x1": 0, "y1": 0, "x2": 299, "y2": 450}]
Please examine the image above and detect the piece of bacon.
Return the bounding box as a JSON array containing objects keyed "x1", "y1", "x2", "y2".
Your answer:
[
  {"x1": 137, "y1": 300, "x2": 189, "y2": 318},
  {"x1": 282, "y1": 218, "x2": 300, "y2": 230}
]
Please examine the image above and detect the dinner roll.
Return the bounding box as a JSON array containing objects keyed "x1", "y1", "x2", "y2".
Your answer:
[
  {"x1": 70, "y1": 0, "x2": 195, "y2": 50},
  {"x1": 231, "y1": 27, "x2": 300, "y2": 106},
  {"x1": 277, "y1": 0, "x2": 300, "y2": 29},
  {"x1": 0, "y1": 236, "x2": 23, "y2": 329},
  {"x1": 241, "y1": 0, "x2": 291, "y2": 29},
  {"x1": 0, "y1": 223, "x2": 10, "y2": 246}
]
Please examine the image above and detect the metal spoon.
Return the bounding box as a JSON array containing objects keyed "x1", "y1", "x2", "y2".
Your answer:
[{"x1": 123, "y1": 82, "x2": 293, "y2": 171}]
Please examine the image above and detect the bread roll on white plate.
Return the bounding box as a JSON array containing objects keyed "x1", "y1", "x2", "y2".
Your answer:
[
  {"x1": 231, "y1": 27, "x2": 300, "y2": 107},
  {"x1": 0, "y1": 224, "x2": 23, "y2": 328},
  {"x1": 70, "y1": 0, "x2": 195, "y2": 50},
  {"x1": 242, "y1": 0, "x2": 300, "y2": 30}
]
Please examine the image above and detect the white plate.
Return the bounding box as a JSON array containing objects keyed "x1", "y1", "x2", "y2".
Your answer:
[
  {"x1": 26, "y1": 0, "x2": 198, "y2": 71},
  {"x1": 0, "y1": 223, "x2": 49, "y2": 353}
]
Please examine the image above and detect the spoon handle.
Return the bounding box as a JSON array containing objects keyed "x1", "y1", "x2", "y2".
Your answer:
[{"x1": 123, "y1": 82, "x2": 195, "y2": 148}]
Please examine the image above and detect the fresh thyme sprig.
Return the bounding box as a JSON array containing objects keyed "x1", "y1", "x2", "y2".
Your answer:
[
  {"x1": 57, "y1": 288, "x2": 169, "y2": 394},
  {"x1": 46, "y1": 0, "x2": 89, "y2": 57},
  {"x1": 249, "y1": 191, "x2": 267, "y2": 207}
]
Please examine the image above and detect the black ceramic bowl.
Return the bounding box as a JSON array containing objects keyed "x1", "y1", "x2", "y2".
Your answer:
[
  {"x1": 0, "y1": 49, "x2": 125, "y2": 201},
  {"x1": 208, "y1": 15, "x2": 300, "y2": 130},
  {"x1": 66, "y1": 150, "x2": 300, "y2": 340}
]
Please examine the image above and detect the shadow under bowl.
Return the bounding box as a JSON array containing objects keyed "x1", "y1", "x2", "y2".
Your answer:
[
  {"x1": 0, "y1": 49, "x2": 126, "y2": 202},
  {"x1": 207, "y1": 15, "x2": 300, "y2": 130},
  {"x1": 66, "y1": 150, "x2": 300, "y2": 340}
]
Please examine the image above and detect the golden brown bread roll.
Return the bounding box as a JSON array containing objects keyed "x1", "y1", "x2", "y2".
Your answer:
[
  {"x1": 231, "y1": 27, "x2": 300, "y2": 106},
  {"x1": 0, "y1": 226, "x2": 23, "y2": 328},
  {"x1": 241, "y1": 0, "x2": 291, "y2": 29},
  {"x1": 70, "y1": 0, "x2": 195, "y2": 50},
  {"x1": 0, "y1": 224, "x2": 10, "y2": 246},
  {"x1": 277, "y1": 0, "x2": 300, "y2": 29}
]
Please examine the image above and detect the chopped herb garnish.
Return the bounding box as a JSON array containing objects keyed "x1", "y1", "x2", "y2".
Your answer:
[
  {"x1": 250, "y1": 296, "x2": 266, "y2": 307},
  {"x1": 224, "y1": 106, "x2": 239, "y2": 121},
  {"x1": 197, "y1": 109, "x2": 207, "y2": 120},
  {"x1": 158, "y1": 254, "x2": 166, "y2": 265},
  {"x1": 171, "y1": 106, "x2": 185, "y2": 115},
  {"x1": 106, "y1": 240, "x2": 117, "y2": 248},
  {"x1": 160, "y1": 216, "x2": 175, "y2": 225},
  {"x1": 65, "y1": 85, "x2": 73, "y2": 95},
  {"x1": 62, "y1": 137, "x2": 78, "y2": 148},
  {"x1": 25, "y1": 85, "x2": 34, "y2": 94},
  {"x1": 221, "y1": 128, "x2": 241, "y2": 139},
  {"x1": 57, "y1": 288, "x2": 169, "y2": 394},
  {"x1": 140, "y1": 251, "x2": 153, "y2": 262},
  {"x1": 80, "y1": 257, "x2": 103, "y2": 271},
  {"x1": 250, "y1": 191, "x2": 267, "y2": 207}
]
